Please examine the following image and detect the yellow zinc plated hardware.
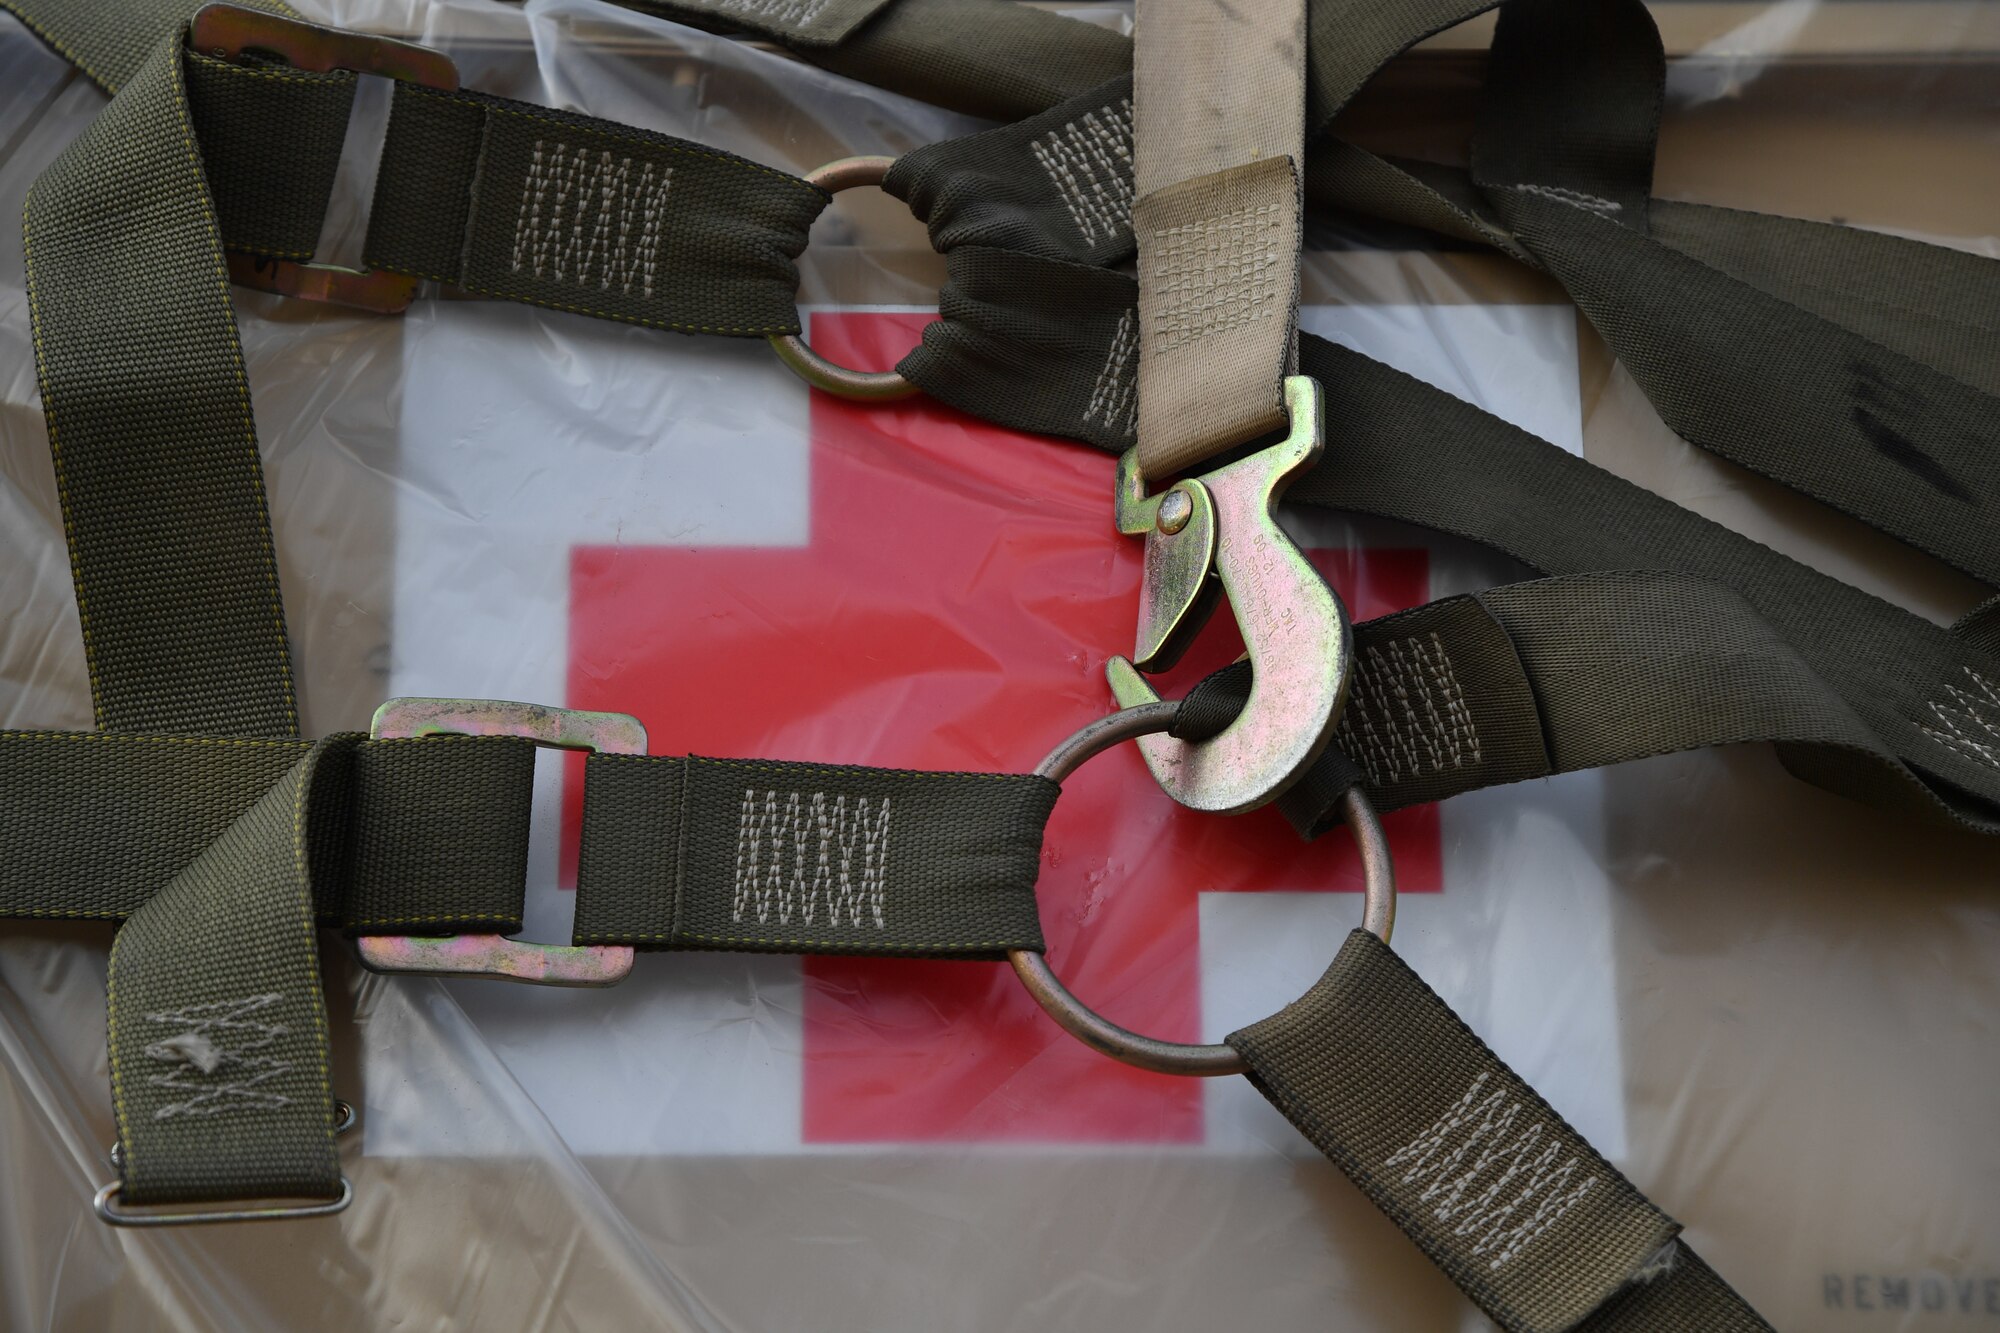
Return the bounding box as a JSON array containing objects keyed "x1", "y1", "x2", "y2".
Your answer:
[
  {"x1": 355, "y1": 698, "x2": 646, "y2": 987},
  {"x1": 1107, "y1": 376, "x2": 1355, "y2": 815}
]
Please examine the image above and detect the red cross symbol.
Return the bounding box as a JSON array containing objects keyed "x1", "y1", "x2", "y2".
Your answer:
[{"x1": 566, "y1": 313, "x2": 1438, "y2": 1143}]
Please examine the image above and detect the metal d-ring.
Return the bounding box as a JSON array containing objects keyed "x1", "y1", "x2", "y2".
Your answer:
[
  {"x1": 768, "y1": 155, "x2": 923, "y2": 401},
  {"x1": 1008, "y1": 703, "x2": 1396, "y2": 1078}
]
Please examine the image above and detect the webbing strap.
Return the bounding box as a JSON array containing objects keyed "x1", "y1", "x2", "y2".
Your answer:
[
  {"x1": 575, "y1": 753, "x2": 1055, "y2": 956},
  {"x1": 108, "y1": 740, "x2": 345, "y2": 1205},
  {"x1": 1229, "y1": 930, "x2": 1771, "y2": 1333},
  {"x1": 183, "y1": 52, "x2": 829, "y2": 338},
  {"x1": 834, "y1": 0, "x2": 2000, "y2": 585},
  {"x1": 0, "y1": 730, "x2": 538, "y2": 930},
  {"x1": 1129, "y1": 0, "x2": 1304, "y2": 477},
  {"x1": 893, "y1": 264, "x2": 2000, "y2": 834},
  {"x1": 365, "y1": 84, "x2": 824, "y2": 335},
  {"x1": 581, "y1": 0, "x2": 890, "y2": 48},
  {"x1": 1470, "y1": 0, "x2": 2000, "y2": 585},
  {"x1": 0, "y1": 727, "x2": 1064, "y2": 956},
  {"x1": 653, "y1": 0, "x2": 1132, "y2": 124},
  {"x1": 13, "y1": 21, "x2": 344, "y2": 1211},
  {"x1": 26, "y1": 33, "x2": 300, "y2": 736}
]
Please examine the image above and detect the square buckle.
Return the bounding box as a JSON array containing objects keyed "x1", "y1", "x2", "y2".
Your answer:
[
  {"x1": 356, "y1": 698, "x2": 645, "y2": 987},
  {"x1": 190, "y1": 4, "x2": 460, "y2": 314}
]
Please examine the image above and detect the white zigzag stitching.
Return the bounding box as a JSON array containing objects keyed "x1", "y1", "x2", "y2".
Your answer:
[
  {"x1": 1028, "y1": 98, "x2": 1134, "y2": 248},
  {"x1": 733, "y1": 790, "x2": 891, "y2": 928},
  {"x1": 1921, "y1": 667, "x2": 2000, "y2": 770},
  {"x1": 1382, "y1": 1072, "x2": 1600, "y2": 1270},
  {"x1": 511, "y1": 141, "x2": 674, "y2": 298},
  {"x1": 1082, "y1": 306, "x2": 1138, "y2": 436},
  {"x1": 142, "y1": 993, "x2": 294, "y2": 1120}
]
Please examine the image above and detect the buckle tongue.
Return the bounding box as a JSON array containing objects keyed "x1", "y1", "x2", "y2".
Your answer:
[
  {"x1": 356, "y1": 698, "x2": 643, "y2": 987},
  {"x1": 1107, "y1": 375, "x2": 1354, "y2": 814}
]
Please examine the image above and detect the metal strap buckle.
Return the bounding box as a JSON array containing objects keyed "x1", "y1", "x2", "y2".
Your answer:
[
  {"x1": 1106, "y1": 375, "x2": 1355, "y2": 814},
  {"x1": 189, "y1": 4, "x2": 460, "y2": 314},
  {"x1": 356, "y1": 698, "x2": 645, "y2": 987}
]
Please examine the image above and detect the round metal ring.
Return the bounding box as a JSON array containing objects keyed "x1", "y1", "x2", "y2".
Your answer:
[
  {"x1": 769, "y1": 155, "x2": 923, "y2": 401},
  {"x1": 1009, "y1": 703, "x2": 1396, "y2": 1078}
]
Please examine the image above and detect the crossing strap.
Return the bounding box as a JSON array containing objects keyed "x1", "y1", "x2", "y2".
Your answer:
[
  {"x1": 0, "y1": 730, "x2": 539, "y2": 930},
  {"x1": 896, "y1": 263, "x2": 2000, "y2": 835},
  {"x1": 1229, "y1": 930, "x2": 1771, "y2": 1333},
  {"x1": 836, "y1": 0, "x2": 2000, "y2": 585},
  {"x1": 1471, "y1": 0, "x2": 2000, "y2": 586},
  {"x1": 108, "y1": 739, "x2": 347, "y2": 1206}
]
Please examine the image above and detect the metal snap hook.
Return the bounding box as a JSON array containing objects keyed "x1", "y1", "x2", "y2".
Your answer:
[
  {"x1": 769, "y1": 156, "x2": 924, "y2": 401},
  {"x1": 1008, "y1": 703, "x2": 1395, "y2": 1078},
  {"x1": 1107, "y1": 375, "x2": 1356, "y2": 815}
]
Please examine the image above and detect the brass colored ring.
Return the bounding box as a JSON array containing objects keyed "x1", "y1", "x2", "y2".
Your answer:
[
  {"x1": 769, "y1": 155, "x2": 923, "y2": 401},
  {"x1": 1009, "y1": 703, "x2": 1396, "y2": 1078}
]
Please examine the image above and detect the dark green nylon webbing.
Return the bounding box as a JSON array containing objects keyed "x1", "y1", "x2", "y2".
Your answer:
[
  {"x1": 0, "y1": 730, "x2": 537, "y2": 930},
  {"x1": 835, "y1": 1, "x2": 2000, "y2": 586},
  {"x1": 108, "y1": 738, "x2": 346, "y2": 1205},
  {"x1": 699, "y1": 0, "x2": 1134, "y2": 124},
  {"x1": 575, "y1": 752, "x2": 1055, "y2": 956},
  {"x1": 25, "y1": 32, "x2": 300, "y2": 737},
  {"x1": 366, "y1": 84, "x2": 826, "y2": 335},
  {"x1": 1229, "y1": 930, "x2": 1771, "y2": 1333},
  {"x1": 15, "y1": 23, "x2": 335, "y2": 1208},
  {"x1": 0, "y1": 725, "x2": 1073, "y2": 958},
  {"x1": 1468, "y1": 0, "x2": 1999, "y2": 586},
  {"x1": 182, "y1": 50, "x2": 830, "y2": 337},
  {"x1": 905, "y1": 275, "x2": 2000, "y2": 833}
]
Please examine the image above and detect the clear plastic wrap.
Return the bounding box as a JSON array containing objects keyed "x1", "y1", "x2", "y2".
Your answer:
[{"x1": 0, "y1": 2, "x2": 1996, "y2": 1329}]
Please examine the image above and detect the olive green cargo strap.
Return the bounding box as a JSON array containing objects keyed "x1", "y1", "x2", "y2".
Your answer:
[
  {"x1": 15, "y1": 20, "x2": 335, "y2": 1214},
  {"x1": 1468, "y1": 0, "x2": 1999, "y2": 585},
  {"x1": 574, "y1": 753, "x2": 1054, "y2": 956},
  {"x1": 832, "y1": 0, "x2": 2000, "y2": 585},
  {"x1": 0, "y1": 727, "x2": 1061, "y2": 951},
  {"x1": 623, "y1": 0, "x2": 1132, "y2": 124},
  {"x1": 0, "y1": 730, "x2": 537, "y2": 929},
  {"x1": 894, "y1": 268, "x2": 2000, "y2": 834},
  {"x1": 1229, "y1": 930, "x2": 1772, "y2": 1333}
]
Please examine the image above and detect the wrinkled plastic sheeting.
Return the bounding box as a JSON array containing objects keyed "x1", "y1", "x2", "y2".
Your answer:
[{"x1": 0, "y1": 2, "x2": 1997, "y2": 1330}]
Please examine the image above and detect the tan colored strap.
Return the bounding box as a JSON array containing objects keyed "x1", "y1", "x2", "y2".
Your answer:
[{"x1": 1131, "y1": 0, "x2": 1304, "y2": 479}]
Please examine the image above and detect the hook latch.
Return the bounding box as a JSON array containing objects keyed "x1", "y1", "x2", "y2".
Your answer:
[{"x1": 1106, "y1": 375, "x2": 1354, "y2": 815}]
